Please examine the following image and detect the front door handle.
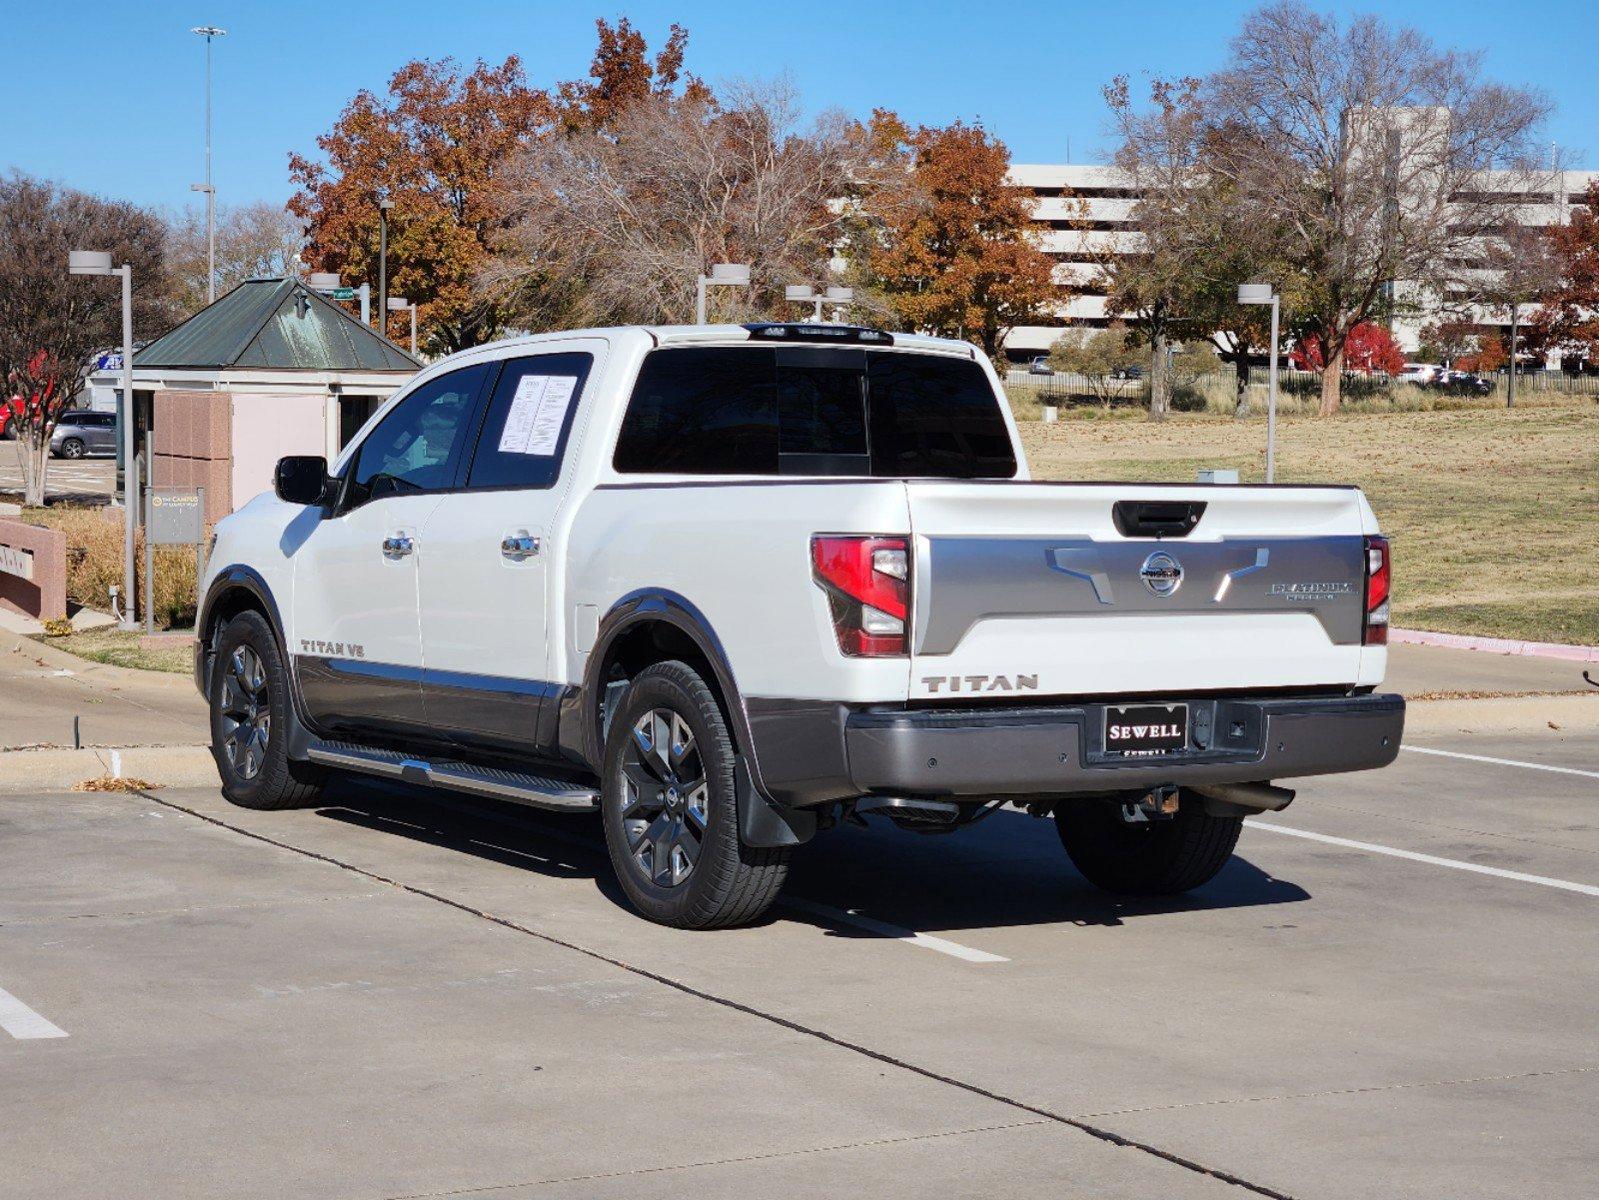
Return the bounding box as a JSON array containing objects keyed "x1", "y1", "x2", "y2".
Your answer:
[
  {"x1": 501, "y1": 533, "x2": 541, "y2": 561},
  {"x1": 382, "y1": 533, "x2": 414, "y2": 558}
]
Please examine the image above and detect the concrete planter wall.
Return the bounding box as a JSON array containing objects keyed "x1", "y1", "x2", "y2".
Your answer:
[{"x1": 0, "y1": 518, "x2": 68, "y2": 620}]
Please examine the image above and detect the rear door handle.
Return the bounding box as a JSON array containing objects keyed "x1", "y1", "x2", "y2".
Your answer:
[
  {"x1": 501, "y1": 533, "x2": 541, "y2": 561},
  {"x1": 382, "y1": 533, "x2": 414, "y2": 558}
]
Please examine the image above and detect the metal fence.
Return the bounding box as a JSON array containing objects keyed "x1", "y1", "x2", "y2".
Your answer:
[{"x1": 1006, "y1": 366, "x2": 1599, "y2": 412}]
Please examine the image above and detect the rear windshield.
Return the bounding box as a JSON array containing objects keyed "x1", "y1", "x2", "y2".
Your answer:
[{"x1": 613, "y1": 346, "x2": 1016, "y2": 478}]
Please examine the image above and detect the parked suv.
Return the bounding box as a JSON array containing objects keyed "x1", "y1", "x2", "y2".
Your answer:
[
  {"x1": 50, "y1": 410, "x2": 117, "y2": 458},
  {"x1": 197, "y1": 323, "x2": 1404, "y2": 929}
]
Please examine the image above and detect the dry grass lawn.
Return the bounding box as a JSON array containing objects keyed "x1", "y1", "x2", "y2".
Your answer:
[
  {"x1": 36, "y1": 628, "x2": 192, "y2": 674},
  {"x1": 1016, "y1": 397, "x2": 1599, "y2": 645}
]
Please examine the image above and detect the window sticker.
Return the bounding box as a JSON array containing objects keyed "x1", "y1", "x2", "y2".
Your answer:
[{"x1": 497, "y1": 375, "x2": 578, "y2": 456}]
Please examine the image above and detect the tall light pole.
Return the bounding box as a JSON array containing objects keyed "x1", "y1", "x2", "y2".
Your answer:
[
  {"x1": 1237, "y1": 283, "x2": 1281, "y2": 484},
  {"x1": 377, "y1": 196, "x2": 394, "y2": 331},
  {"x1": 190, "y1": 26, "x2": 227, "y2": 305},
  {"x1": 69, "y1": 251, "x2": 138, "y2": 629},
  {"x1": 695, "y1": 263, "x2": 750, "y2": 324}
]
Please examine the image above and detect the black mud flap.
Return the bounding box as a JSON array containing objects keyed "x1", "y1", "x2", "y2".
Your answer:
[{"x1": 736, "y1": 755, "x2": 816, "y2": 848}]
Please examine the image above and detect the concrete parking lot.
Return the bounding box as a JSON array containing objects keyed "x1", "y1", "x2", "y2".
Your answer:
[
  {"x1": 3, "y1": 701, "x2": 1596, "y2": 1199},
  {"x1": 0, "y1": 449, "x2": 115, "y2": 504}
]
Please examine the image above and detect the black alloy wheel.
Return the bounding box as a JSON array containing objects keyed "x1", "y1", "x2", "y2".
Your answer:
[{"x1": 600, "y1": 661, "x2": 789, "y2": 928}]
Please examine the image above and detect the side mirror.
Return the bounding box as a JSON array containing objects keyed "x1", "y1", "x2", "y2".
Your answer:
[{"x1": 274, "y1": 455, "x2": 334, "y2": 506}]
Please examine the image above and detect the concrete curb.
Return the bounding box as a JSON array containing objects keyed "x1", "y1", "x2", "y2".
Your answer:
[
  {"x1": 0, "y1": 745, "x2": 217, "y2": 793},
  {"x1": 1391, "y1": 627, "x2": 1599, "y2": 663}
]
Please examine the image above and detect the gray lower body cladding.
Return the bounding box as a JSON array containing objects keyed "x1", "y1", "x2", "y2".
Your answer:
[{"x1": 749, "y1": 693, "x2": 1404, "y2": 804}]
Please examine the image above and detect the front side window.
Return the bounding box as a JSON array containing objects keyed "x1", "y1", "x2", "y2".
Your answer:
[
  {"x1": 346, "y1": 363, "x2": 489, "y2": 506},
  {"x1": 612, "y1": 346, "x2": 1016, "y2": 479}
]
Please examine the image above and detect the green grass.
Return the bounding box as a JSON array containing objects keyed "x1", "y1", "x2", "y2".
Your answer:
[
  {"x1": 1017, "y1": 398, "x2": 1599, "y2": 645},
  {"x1": 37, "y1": 628, "x2": 192, "y2": 674}
]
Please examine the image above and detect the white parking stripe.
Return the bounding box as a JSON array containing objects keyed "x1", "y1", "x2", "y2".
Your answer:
[
  {"x1": 0, "y1": 986, "x2": 69, "y2": 1040},
  {"x1": 782, "y1": 898, "x2": 1009, "y2": 963},
  {"x1": 1244, "y1": 820, "x2": 1599, "y2": 898},
  {"x1": 1402, "y1": 745, "x2": 1599, "y2": 780}
]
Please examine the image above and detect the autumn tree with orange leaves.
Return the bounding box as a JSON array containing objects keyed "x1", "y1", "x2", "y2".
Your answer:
[
  {"x1": 288, "y1": 56, "x2": 551, "y2": 354},
  {"x1": 860, "y1": 120, "x2": 1056, "y2": 362},
  {"x1": 1533, "y1": 180, "x2": 1599, "y2": 374},
  {"x1": 289, "y1": 20, "x2": 710, "y2": 353},
  {"x1": 555, "y1": 18, "x2": 709, "y2": 132}
]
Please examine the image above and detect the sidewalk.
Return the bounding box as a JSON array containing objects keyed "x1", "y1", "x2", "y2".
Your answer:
[
  {"x1": 1383, "y1": 642, "x2": 1595, "y2": 698},
  {"x1": 1, "y1": 631, "x2": 208, "y2": 751}
]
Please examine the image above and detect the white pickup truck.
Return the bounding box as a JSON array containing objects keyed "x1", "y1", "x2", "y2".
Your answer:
[{"x1": 197, "y1": 323, "x2": 1403, "y2": 928}]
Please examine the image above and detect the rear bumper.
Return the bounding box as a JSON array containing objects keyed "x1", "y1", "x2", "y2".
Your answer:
[{"x1": 839, "y1": 693, "x2": 1404, "y2": 800}]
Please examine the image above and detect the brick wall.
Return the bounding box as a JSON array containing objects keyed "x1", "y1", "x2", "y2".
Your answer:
[
  {"x1": 0, "y1": 518, "x2": 68, "y2": 620},
  {"x1": 151, "y1": 390, "x2": 232, "y2": 523}
]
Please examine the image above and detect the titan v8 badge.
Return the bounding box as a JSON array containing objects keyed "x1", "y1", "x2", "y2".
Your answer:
[{"x1": 299, "y1": 639, "x2": 366, "y2": 658}]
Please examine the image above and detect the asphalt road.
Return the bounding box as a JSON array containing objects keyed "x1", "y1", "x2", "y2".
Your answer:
[{"x1": 3, "y1": 716, "x2": 1596, "y2": 1199}]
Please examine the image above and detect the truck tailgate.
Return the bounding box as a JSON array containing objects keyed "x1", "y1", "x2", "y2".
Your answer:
[{"x1": 906, "y1": 481, "x2": 1380, "y2": 699}]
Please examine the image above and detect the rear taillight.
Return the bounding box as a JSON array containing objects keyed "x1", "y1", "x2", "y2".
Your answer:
[
  {"x1": 812, "y1": 535, "x2": 910, "y2": 657},
  {"x1": 1363, "y1": 535, "x2": 1390, "y2": 646}
]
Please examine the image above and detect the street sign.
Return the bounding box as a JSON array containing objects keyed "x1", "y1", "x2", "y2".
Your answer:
[
  {"x1": 143, "y1": 486, "x2": 209, "y2": 636},
  {"x1": 330, "y1": 287, "x2": 357, "y2": 301},
  {"x1": 148, "y1": 489, "x2": 205, "y2": 545}
]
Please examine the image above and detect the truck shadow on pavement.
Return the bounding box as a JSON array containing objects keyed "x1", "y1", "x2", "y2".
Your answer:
[{"x1": 311, "y1": 776, "x2": 1309, "y2": 936}]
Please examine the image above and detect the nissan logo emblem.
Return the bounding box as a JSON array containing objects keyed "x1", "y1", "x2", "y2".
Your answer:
[{"x1": 1140, "y1": 551, "x2": 1183, "y2": 597}]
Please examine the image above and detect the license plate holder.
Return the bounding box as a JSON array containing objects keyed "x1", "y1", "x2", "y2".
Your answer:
[{"x1": 1104, "y1": 704, "x2": 1189, "y2": 757}]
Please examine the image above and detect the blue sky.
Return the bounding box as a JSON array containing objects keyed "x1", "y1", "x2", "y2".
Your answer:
[{"x1": 7, "y1": 0, "x2": 1595, "y2": 215}]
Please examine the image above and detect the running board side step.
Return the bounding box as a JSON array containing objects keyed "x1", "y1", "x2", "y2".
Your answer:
[{"x1": 306, "y1": 740, "x2": 598, "y2": 812}]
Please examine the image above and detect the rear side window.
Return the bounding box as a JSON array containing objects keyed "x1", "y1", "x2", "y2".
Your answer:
[
  {"x1": 466, "y1": 352, "x2": 594, "y2": 490},
  {"x1": 613, "y1": 347, "x2": 776, "y2": 474},
  {"x1": 866, "y1": 353, "x2": 1017, "y2": 478},
  {"x1": 612, "y1": 347, "x2": 1016, "y2": 478}
]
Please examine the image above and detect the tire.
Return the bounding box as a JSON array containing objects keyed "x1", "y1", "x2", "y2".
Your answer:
[
  {"x1": 1054, "y1": 793, "x2": 1242, "y2": 895},
  {"x1": 59, "y1": 438, "x2": 85, "y2": 459},
  {"x1": 600, "y1": 661, "x2": 790, "y2": 929},
  {"x1": 209, "y1": 610, "x2": 327, "y2": 810}
]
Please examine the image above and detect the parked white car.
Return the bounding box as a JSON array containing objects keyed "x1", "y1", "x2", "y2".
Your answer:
[
  {"x1": 1396, "y1": 362, "x2": 1441, "y2": 384},
  {"x1": 197, "y1": 323, "x2": 1403, "y2": 928}
]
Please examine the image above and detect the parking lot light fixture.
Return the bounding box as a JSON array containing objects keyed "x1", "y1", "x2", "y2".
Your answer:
[
  {"x1": 786, "y1": 283, "x2": 854, "y2": 324},
  {"x1": 695, "y1": 263, "x2": 751, "y2": 324},
  {"x1": 1237, "y1": 283, "x2": 1281, "y2": 484},
  {"x1": 388, "y1": 296, "x2": 417, "y2": 355},
  {"x1": 824, "y1": 286, "x2": 854, "y2": 323},
  {"x1": 69, "y1": 250, "x2": 138, "y2": 629},
  {"x1": 786, "y1": 284, "x2": 821, "y2": 321}
]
